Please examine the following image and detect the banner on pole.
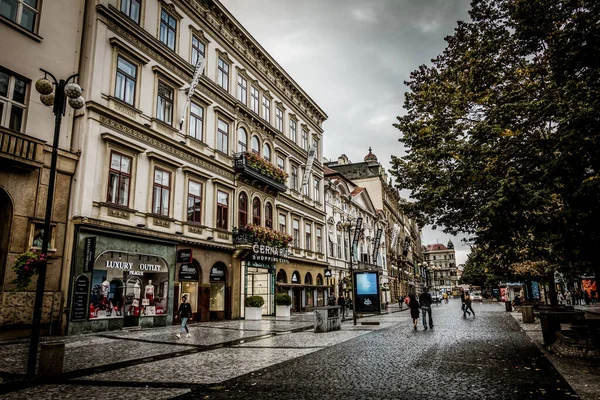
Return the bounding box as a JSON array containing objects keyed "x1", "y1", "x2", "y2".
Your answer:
[
  {"x1": 179, "y1": 57, "x2": 206, "y2": 131},
  {"x1": 301, "y1": 143, "x2": 317, "y2": 188}
]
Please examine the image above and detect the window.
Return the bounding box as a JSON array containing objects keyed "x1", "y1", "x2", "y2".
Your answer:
[
  {"x1": 275, "y1": 108, "x2": 283, "y2": 132},
  {"x1": 316, "y1": 227, "x2": 322, "y2": 253},
  {"x1": 262, "y1": 96, "x2": 270, "y2": 122},
  {"x1": 305, "y1": 223, "x2": 312, "y2": 251},
  {"x1": 115, "y1": 56, "x2": 137, "y2": 105},
  {"x1": 336, "y1": 234, "x2": 342, "y2": 258},
  {"x1": 187, "y1": 180, "x2": 202, "y2": 223},
  {"x1": 302, "y1": 170, "x2": 309, "y2": 196},
  {"x1": 107, "y1": 151, "x2": 132, "y2": 207},
  {"x1": 238, "y1": 127, "x2": 247, "y2": 153},
  {"x1": 252, "y1": 197, "x2": 261, "y2": 225},
  {"x1": 251, "y1": 135, "x2": 260, "y2": 155},
  {"x1": 237, "y1": 75, "x2": 247, "y2": 104},
  {"x1": 291, "y1": 165, "x2": 298, "y2": 191},
  {"x1": 217, "y1": 58, "x2": 229, "y2": 91},
  {"x1": 120, "y1": 0, "x2": 140, "y2": 24},
  {"x1": 191, "y1": 35, "x2": 205, "y2": 67},
  {"x1": 289, "y1": 119, "x2": 297, "y2": 142},
  {"x1": 314, "y1": 179, "x2": 320, "y2": 203},
  {"x1": 277, "y1": 156, "x2": 284, "y2": 170},
  {"x1": 152, "y1": 168, "x2": 171, "y2": 216},
  {"x1": 216, "y1": 191, "x2": 229, "y2": 229},
  {"x1": 156, "y1": 81, "x2": 173, "y2": 125},
  {"x1": 278, "y1": 214, "x2": 286, "y2": 233},
  {"x1": 0, "y1": 69, "x2": 27, "y2": 132},
  {"x1": 313, "y1": 139, "x2": 318, "y2": 155},
  {"x1": 301, "y1": 128, "x2": 308, "y2": 150},
  {"x1": 238, "y1": 192, "x2": 248, "y2": 227},
  {"x1": 159, "y1": 9, "x2": 177, "y2": 51},
  {"x1": 250, "y1": 87, "x2": 259, "y2": 113},
  {"x1": 263, "y1": 143, "x2": 271, "y2": 162},
  {"x1": 0, "y1": 0, "x2": 39, "y2": 32},
  {"x1": 293, "y1": 219, "x2": 300, "y2": 247},
  {"x1": 189, "y1": 102, "x2": 203, "y2": 140},
  {"x1": 217, "y1": 119, "x2": 229, "y2": 154},
  {"x1": 265, "y1": 203, "x2": 273, "y2": 229},
  {"x1": 328, "y1": 237, "x2": 334, "y2": 257}
]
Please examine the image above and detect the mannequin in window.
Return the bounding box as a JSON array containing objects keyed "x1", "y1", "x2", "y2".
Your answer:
[
  {"x1": 145, "y1": 279, "x2": 155, "y2": 304},
  {"x1": 101, "y1": 277, "x2": 110, "y2": 307}
]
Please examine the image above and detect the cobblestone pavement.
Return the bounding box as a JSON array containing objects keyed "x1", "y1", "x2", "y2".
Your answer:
[{"x1": 0, "y1": 302, "x2": 590, "y2": 399}]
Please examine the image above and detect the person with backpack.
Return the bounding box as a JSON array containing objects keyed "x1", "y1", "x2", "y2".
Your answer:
[{"x1": 419, "y1": 288, "x2": 434, "y2": 330}]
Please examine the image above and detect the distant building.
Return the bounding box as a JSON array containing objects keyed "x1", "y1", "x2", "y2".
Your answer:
[{"x1": 423, "y1": 241, "x2": 458, "y2": 294}]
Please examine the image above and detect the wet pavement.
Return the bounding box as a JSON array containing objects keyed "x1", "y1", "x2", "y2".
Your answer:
[{"x1": 0, "y1": 301, "x2": 594, "y2": 399}]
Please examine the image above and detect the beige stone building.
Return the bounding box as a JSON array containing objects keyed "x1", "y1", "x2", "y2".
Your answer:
[
  {"x1": 61, "y1": 0, "x2": 327, "y2": 334},
  {"x1": 0, "y1": 0, "x2": 85, "y2": 335},
  {"x1": 423, "y1": 241, "x2": 458, "y2": 296}
]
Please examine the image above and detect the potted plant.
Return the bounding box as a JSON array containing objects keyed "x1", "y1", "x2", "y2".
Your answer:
[
  {"x1": 275, "y1": 292, "x2": 292, "y2": 318},
  {"x1": 244, "y1": 295, "x2": 264, "y2": 320}
]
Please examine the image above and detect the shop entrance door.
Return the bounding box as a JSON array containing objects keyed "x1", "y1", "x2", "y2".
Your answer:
[
  {"x1": 172, "y1": 284, "x2": 180, "y2": 325},
  {"x1": 292, "y1": 287, "x2": 301, "y2": 312},
  {"x1": 124, "y1": 277, "x2": 142, "y2": 327}
]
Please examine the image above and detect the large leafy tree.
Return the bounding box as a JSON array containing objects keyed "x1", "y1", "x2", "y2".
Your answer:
[{"x1": 391, "y1": 0, "x2": 600, "y2": 288}]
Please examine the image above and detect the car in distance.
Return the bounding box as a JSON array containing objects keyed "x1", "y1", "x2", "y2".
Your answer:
[{"x1": 471, "y1": 292, "x2": 483, "y2": 302}]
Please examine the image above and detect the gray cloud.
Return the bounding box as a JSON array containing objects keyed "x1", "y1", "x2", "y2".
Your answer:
[{"x1": 220, "y1": 0, "x2": 473, "y2": 263}]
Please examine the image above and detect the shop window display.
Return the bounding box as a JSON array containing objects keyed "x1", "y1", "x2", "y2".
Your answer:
[{"x1": 90, "y1": 251, "x2": 169, "y2": 319}]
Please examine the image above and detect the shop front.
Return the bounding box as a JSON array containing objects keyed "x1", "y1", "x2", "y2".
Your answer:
[
  {"x1": 276, "y1": 263, "x2": 330, "y2": 312},
  {"x1": 68, "y1": 229, "x2": 176, "y2": 335}
]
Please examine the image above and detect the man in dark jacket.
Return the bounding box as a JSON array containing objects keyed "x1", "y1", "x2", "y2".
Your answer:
[
  {"x1": 419, "y1": 288, "x2": 434, "y2": 330},
  {"x1": 337, "y1": 295, "x2": 346, "y2": 319},
  {"x1": 176, "y1": 295, "x2": 192, "y2": 339}
]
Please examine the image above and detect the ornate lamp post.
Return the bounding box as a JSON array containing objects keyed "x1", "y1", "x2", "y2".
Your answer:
[
  {"x1": 28, "y1": 70, "x2": 85, "y2": 376},
  {"x1": 341, "y1": 217, "x2": 358, "y2": 326}
]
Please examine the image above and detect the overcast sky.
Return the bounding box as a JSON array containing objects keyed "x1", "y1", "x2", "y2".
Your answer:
[{"x1": 220, "y1": 0, "x2": 473, "y2": 265}]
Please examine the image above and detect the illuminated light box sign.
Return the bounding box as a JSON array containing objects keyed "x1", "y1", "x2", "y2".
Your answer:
[{"x1": 354, "y1": 271, "x2": 381, "y2": 313}]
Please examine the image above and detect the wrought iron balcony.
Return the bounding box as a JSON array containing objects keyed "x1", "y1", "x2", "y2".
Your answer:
[
  {"x1": 0, "y1": 128, "x2": 45, "y2": 169},
  {"x1": 233, "y1": 152, "x2": 288, "y2": 193},
  {"x1": 232, "y1": 228, "x2": 252, "y2": 245}
]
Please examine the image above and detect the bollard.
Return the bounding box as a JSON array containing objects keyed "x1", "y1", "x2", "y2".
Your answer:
[
  {"x1": 39, "y1": 341, "x2": 65, "y2": 377},
  {"x1": 522, "y1": 305, "x2": 534, "y2": 323},
  {"x1": 505, "y1": 301, "x2": 512, "y2": 312}
]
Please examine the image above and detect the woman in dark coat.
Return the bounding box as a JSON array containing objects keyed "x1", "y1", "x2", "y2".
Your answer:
[{"x1": 408, "y1": 294, "x2": 420, "y2": 330}]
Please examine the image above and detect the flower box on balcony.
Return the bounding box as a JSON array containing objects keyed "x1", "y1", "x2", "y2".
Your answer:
[{"x1": 233, "y1": 152, "x2": 288, "y2": 192}]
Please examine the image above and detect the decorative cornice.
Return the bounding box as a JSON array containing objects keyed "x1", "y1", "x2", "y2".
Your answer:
[
  {"x1": 159, "y1": 0, "x2": 183, "y2": 20},
  {"x1": 189, "y1": 25, "x2": 211, "y2": 43}
]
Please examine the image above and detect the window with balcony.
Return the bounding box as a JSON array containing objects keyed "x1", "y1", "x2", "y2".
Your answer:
[
  {"x1": 115, "y1": 56, "x2": 137, "y2": 106},
  {"x1": 278, "y1": 213, "x2": 286, "y2": 233},
  {"x1": 0, "y1": 68, "x2": 27, "y2": 132},
  {"x1": 187, "y1": 180, "x2": 202, "y2": 223},
  {"x1": 250, "y1": 86, "x2": 259, "y2": 113},
  {"x1": 252, "y1": 197, "x2": 261, "y2": 225},
  {"x1": 251, "y1": 135, "x2": 259, "y2": 155},
  {"x1": 191, "y1": 34, "x2": 205, "y2": 67},
  {"x1": 293, "y1": 219, "x2": 299, "y2": 247},
  {"x1": 152, "y1": 168, "x2": 171, "y2": 216},
  {"x1": 0, "y1": 0, "x2": 40, "y2": 32},
  {"x1": 275, "y1": 107, "x2": 283, "y2": 132},
  {"x1": 217, "y1": 118, "x2": 229, "y2": 154},
  {"x1": 238, "y1": 127, "x2": 247, "y2": 153},
  {"x1": 263, "y1": 143, "x2": 271, "y2": 162},
  {"x1": 156, "y1": 81, "x2": 173, "y2": 125},
  {"x1": 107, "y1": 151, "x2": 132, "y2": 207},
  {"x1": 265, "y1": 203, "x2": 273, "y2": 229},
  {"x1": 238, "y1": 192, "x2": 248, "y2": 227},
  {"x1": 237, "y1": 75, "x2": 247, "y2": 104},
  {"x1": 217, "y1": 57, "x2": 229, "y2": 91},
  {"x1": 159, "y1": 9, "x2": 177, "y2": 51},
  {"x1": 216, "y1": 190, "x2": 229, "y2": 229},
  {"x1": 189, "y1": 102, "x2": 203, "y2": 140},
  {"x1": 262, "y1": 96, "x2": 270, "y2": 122},
  {"x1": 277, "y1": 155, "x2": 284, "y2": 170},
  {"x1": 120, "y1": 0, "x2": 141, "y2": 24}
]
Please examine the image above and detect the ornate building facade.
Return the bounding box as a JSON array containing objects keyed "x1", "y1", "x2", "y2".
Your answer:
[{"x1": 424, "y1": 241, "x2": 458, "y2": 296}]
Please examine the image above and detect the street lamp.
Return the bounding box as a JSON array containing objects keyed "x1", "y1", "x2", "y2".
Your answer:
[
  {"x1": 28, "y1": 70, "x2": 84, "y2": 376},
  {"x1": 340, "y1": 217, "x2": 357, "y2": 326}
]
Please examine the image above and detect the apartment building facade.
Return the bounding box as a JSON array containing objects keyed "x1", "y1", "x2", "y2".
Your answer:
[{"x1": 424, "y1": 241, "x2": 458, "y2": 295}]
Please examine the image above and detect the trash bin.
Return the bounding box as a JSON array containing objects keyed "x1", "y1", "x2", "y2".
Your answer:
[
  {"x1": 39, "y1": 341, "x2": 65, "y2": 377},
  {"x1": 539, "y1": 313, "x2": 561, "y2": 345},
  {"x1": 505, "y1": 301, "x2": 512, "y2": 312},
  {"x1": 522, "y1": 305, "x2": 534, "y2": 323}
]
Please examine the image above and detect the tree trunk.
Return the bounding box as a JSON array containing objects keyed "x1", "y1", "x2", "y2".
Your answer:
[{"x1": 547, "y1": 272, "x2": 557, "y2": 306}]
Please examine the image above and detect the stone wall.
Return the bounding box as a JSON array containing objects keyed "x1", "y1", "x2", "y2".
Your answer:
[{"x1": 0, "y1": 291, "x2": 62, "y2": 325}]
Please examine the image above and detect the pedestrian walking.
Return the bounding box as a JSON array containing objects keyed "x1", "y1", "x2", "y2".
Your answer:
[
  {"x1": 419, "y1": 288, "x2": 434, "y2": 330},
  {"x1": 337, "y1": 295, "x2": 346, "y2": 319},
  {"x1": 408, "y1": 294, "x2": 420, "y2": 330},
  {"x1": 399, "y1": 295, "x2": 404, "y2": 309},
  {"x1": 463, "y1": 291, "x2": 475, "y2": 318},
  {"x1": 176, "y1": 295, "x2": 192, "y2": 339},
  {"x1": 592, "y1": 290, "x2": 598, "y2": 305},
  {"x1": 460, "y1": 289, "x2": 467, "y2": 316},
  {"x1": 557, "y1": 291, "x2": 564, "y2": 305},
  {"x1": 564, "y1": 290, "x2": 572, "y2": 306}
]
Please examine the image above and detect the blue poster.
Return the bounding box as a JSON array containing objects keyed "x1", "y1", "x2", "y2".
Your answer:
[
  {"x1": 356, "y1": 272, "x2": 378, "y2": 295},
  {"x1": 531, "y1": 282, "x2": 540, "y2": 299}
]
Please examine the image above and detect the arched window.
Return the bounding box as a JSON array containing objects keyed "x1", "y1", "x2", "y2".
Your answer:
[
  {"x1": 238, "y1": 127, "x2": 247, "y2": 153},
  {"x1": 251, "y1": 136, "x2": 260, "y2": 155},
  {"x1": 252, "y1": 197, "x2": 261, "y2": 225},
  {"x1": 316, "y1": 274, "x2": 323, "y2": 286},
  {"x1": 238, "y1": 192, "x2": 248, "y2": 227},
  {"x1": 305, "y1": 272, "x2": 313, "y2": 285},
  {"x1": 265, "y1": 203, "x2": 273, "y2": 229},
  {"x1": 276, "y1": 269, "x2": 288, "y2": 283},
  {"x1": 263, "y1": 143, "x2": 271, "y2": 162}
]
